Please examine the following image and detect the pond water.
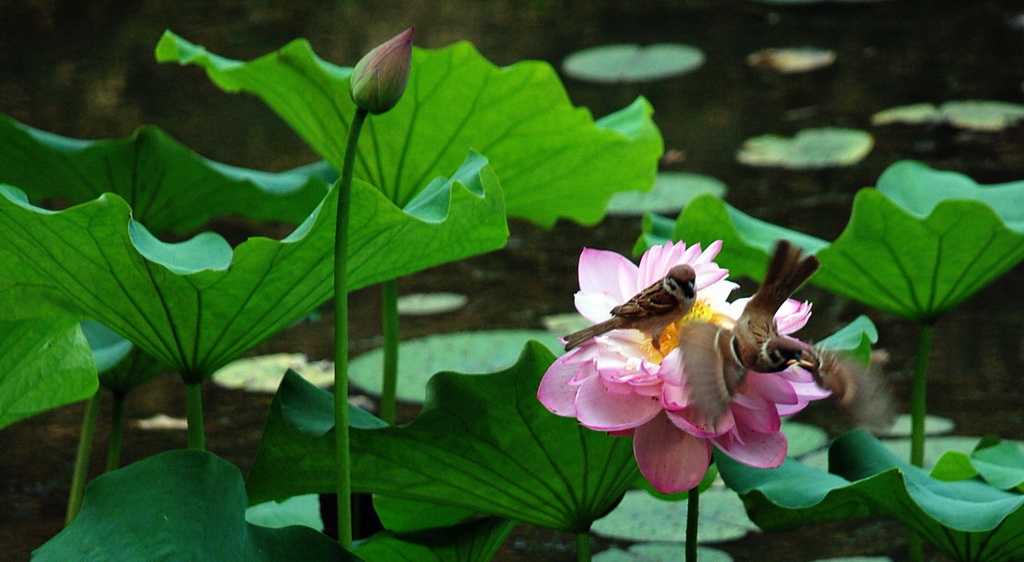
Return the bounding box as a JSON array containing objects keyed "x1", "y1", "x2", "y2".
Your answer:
[{"x1": 2, "y1": 1, "x2": 1024, "y2": 560}]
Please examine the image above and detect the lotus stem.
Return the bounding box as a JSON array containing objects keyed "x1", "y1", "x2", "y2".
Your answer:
[
  {"x1": 105, "y1": 390, "x2": 126, "y2": 471},
  {"x1": 334, "y1": 107, "x2": 368, "y2": 549},
  {"x1": 909, "y1": 322, "x2": 934, "y2": 468},
  {"x1": 575, "y1": 532, "x2": 591, "y2": 562},
  {"x1": 66, "y1": 390, "x2": 102, "y2": 525},
  {"x1": 686, "y1": 485, "x2": 700, "y2": 562},
  {"x1": 379, "y1": 279, "x2": 400, "y2": 424},
  {"x1": 184, "y1": 381, "x2": 205, "y2": 451}
]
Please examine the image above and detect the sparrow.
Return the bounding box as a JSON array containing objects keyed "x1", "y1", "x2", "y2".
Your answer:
[
  {"x1": 677, "y1": 240, "x2": 820, "y2": 425},
  {"x1": 800, "y1": 347, "x2": 896, "y2": 432},
  {"x1": 563, "y1": 264, "x2": 698, "y2": 352}
]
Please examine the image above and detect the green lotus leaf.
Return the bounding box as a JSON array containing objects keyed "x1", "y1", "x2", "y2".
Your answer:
[
  {"x1": 348, "y1": 330, "x2": 564, "y2": 404},
  {"x1": 354, "y1": 517, "x2": 515, "y2": 562},
  {"x1": 561, "y1": 43, "x2": 705, "y2": 84},
  {"x1": 81, "y1": 321, "x2": 168, "y2": 392},
  {"x1": 156, "y1": 31, "x2": 662, "y2": 227},
  {"x1": 0, "y1": 316, "x2": 96, "y2": 429},
  {"x1": 591, "y1": 488, "x2": 758, "y2": 543},
  {"x1": 637, "y1": 161, "x2": 1024, "y2": 322},
  {"x1": 737, "y1": 128, "x2": 873, "y2": 169},
  {"x1": 605, "y1": 172, "x2": 727, "y2": 217},
  {"x1": 245, "y1": 494, "x2": 322, "y2": 530},
  {"x1": 872, "y1": 100, "x2": 1024, "y2": 132},
  {"x1": 34, "y1": 450, "x2": 352, "y2": 561},
  {"x1": 246, "y1": 343, "x2": 640, "y2": 533},
  {"x1": 932, "y1": 437, "x2": 1024, "y2": 492},
  {"x1": 718, "y1": 430, "x2": 1024, "y2": 561},
  {"x1": 0, "y1": 114, "x2": 333, "y2": 234},
  {"x1": 0, "y1": 152, "x2": 506, "y2": 379}
]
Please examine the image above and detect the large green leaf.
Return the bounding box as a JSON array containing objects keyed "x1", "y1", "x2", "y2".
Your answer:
[
  {"x1": 639, "y1": 161, "x2": 1024, "y2": 321},
  {"x1": 354, "y1": 517, "x2": 515, "y2": 562},
  {"x1": 247, "y1": 342, "x2": 639, "y2": 533},
  {"x1": 718, "y1": 430, "x2": 1024, "y2": 562},
  {"x1": 932, "y1": 436, "x2": 1024, "y2": 492},
  {"x1": 156, "y1": 31, "x2": 663, "y2": 226},
  {"x1": 0, "y1": 114, "x2": 334, "y2": 234},
  {"x1": 81, "y1": 321, "x2": 168, "y2": 392},
  {"x1": 33, "y1": 450, "x2": 353, "y2": 561},
  {"x1": 0, "y1": 152, "x2": 506, "y2": 379},
  {"x1": 0, "y1": 316, "x2": 96, "y2": 429}
]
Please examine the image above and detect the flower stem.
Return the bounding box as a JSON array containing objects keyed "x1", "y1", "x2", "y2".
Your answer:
[
  {"x1": 105, "y1": 391, "x2": 126, "y2": 471},
  {"x1": 909, "y1": 322, "x2": 934, "y2": 468},
  {"x1": 66, "y1": 390, "x2": 101, "y2": 525},
  {"x1": 686, "y1": 486, "x2": 700, "y2": 562},
  {"x1": 184, "y1": 381, "x2": 205, "y2": 451},
  {"x1": 334, "y1": 107, "x2": 368, "y2": 550},
  {"x1": 575, "y1": 532, "x2": 591, "y2": 562},
  {"x1": 379, "y1": 279, "x2": 400, "y2": 424}
]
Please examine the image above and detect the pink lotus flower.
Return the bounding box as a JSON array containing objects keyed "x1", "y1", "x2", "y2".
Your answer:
[{"x1": 538, "y1": 241, "x2": 829, "y2": 493}]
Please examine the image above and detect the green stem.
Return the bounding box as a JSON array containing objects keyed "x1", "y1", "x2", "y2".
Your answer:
[
  {"x1": 184, "y1": 382, "x2": 205, "y2": 451},
  {"x1": 105, "y1": 391, "x2": 126, "y2": 471},
  {"x1": 379, "y1": 279, "x2": 400, "y2": 424},
  {"x1": 575, "y1": 532, "x2": 591, "y2": 562},
  {"x1": 334, "y1": 107, "x2": 368, "y2": 550},
  {"x1": 66, "y1": 390, "x2": 102, "y2": 525},
  {"x1": 686, "y1": 485, "x2": 700, "y2": 562},
  {"x1": 910, "y1": 322, "x2": 934, "y2": 468}
]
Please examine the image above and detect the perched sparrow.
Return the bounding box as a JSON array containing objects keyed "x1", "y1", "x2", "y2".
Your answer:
[
  {"x1": 678, "y1": 240, "x2": 820, "y2": 425},
  {"x1": 563, "y1": 264, "x2": 697, "y2": 352}
]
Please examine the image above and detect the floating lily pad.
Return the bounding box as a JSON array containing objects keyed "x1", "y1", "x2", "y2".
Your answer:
[
  {"x1": 595, "y1": 543, "x2": 733, "y2": 562},
  {"x1": 737, "y1": 128, "x2": 873, "y2": 169},
  {"x1": 592, "y1": 488, "x2": 758, "y2": 543},
  {"x1": 878, "y1": 414, "x2": 954, "y2": 438},
  {"x1": 562, "y1": 43, "x2": 705, "y2": 84},
  {"x1": 606, "y1": 172, "x2": 727, "y2": 216},
  {"x1": 396, "y1": 292, "x2": 468, "y2": 316},
  {"x1": 802, "y1": 436, "x2": 983, "y2": 471},
  {"x1": 746, "y1": 47, "x2": 836, "y2": 73},
  {"x1": 133, "y1": 414, "x2": 188, "y2": 430},
  {"x1": 246, "y1": 494, "x2": 322, "y2": 530},
  {"x1": 211, "y1": 353, "x2": 334, "y2": 393},
  {"x1": 872, "y1": 100, "x2": 1024, "y2": 131},
  {"x1": 541, "y1": 313, "x2": 590, "y2": 336},
  {"x1": 348, "y1": 330, "x2": 563, "y2": 403},
  {"x1": 783, "y1": 421, "x2": 830, "y2": 458}
]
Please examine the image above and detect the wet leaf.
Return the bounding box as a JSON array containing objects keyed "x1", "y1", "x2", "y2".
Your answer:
[
  {"x1": 737, "y1": 128, "x2": 873, "y2": 169},
  {"x1": 247, "y1": 343, "x2": 640, "y2": 534},
  {"x1": 591, "y1": 488, "x2": 758, "y2": 543},
  {"x1": 0, "y1": 152, "x2": 506, "y2": 379},
  {"x1": 355, "y1": 516, "x2": 515, "y2": 562},
  {"x1": 718, "y1": 430, "x2": 1024, "y2": 561},
  {"x1": 638, "y1": 161, "x2": 1024, "y2": 322},
  {"x1": 0, "y1": 316, "x2": 96, "y2": 429},
  {"x1": 0, "y1": 115, "x2": 333, "y2": 234},
  {"x1": 157, "y1": 32, "x2": 663, "y2": 227},
  {"x1": 562, "y1": 43, "x2": 705, "y2": 84},
  {"x1": 605, "y1": 172, "x2": 727, "y2": 217},
  {"x1": 348, "y1": 330, "x2": 564, "y2": 403},
  {"x1": 34, "y1": 450, "x2": 351, "y2": 561},
  {"x1": 872, "y1": 100, "x2": 1024, "y2": 131}
]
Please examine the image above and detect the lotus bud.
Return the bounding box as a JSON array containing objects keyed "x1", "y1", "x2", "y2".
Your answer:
[{"x1": 349, "y1": 27, "x2": 414, "y2": 114}]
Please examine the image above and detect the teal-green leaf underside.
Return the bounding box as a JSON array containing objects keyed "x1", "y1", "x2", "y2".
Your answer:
[
  {"x1": 0, "y1": 152, "x2": 506, "y2": 378},
  {"x1": 0, "y1": 114, "x2": 333, "y2": 234},
  {"x1": 156, "y1": 31, "x2": 662, "y2": 227},
  {"x1": 0, "y1": 315, "x2": 96, "y2": 429},
  {"x1": 246, "y1": 342, "x2": 639, "y2": 533},
  {"x1": 34, "y1": 450, "x2": 352, "y2": 561}
]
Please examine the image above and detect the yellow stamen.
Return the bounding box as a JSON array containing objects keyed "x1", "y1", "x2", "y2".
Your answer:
[{"x1": 641, "y1": 298, "x2": 734, "y2": 363}]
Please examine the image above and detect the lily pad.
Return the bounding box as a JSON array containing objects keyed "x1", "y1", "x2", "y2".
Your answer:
[
  {"x1": 0, "y1": 115, "x2": 333, "y2": 235},
  {"x1": 592, "y1": 488, "x2": 758, "y2": 543},
  {"x1": 0, "y1": 315, "x2": 96, "y2": 429},
  {"x1": 562, "y1": 43, "x2": 706, "y2": 84},
  {"x1": 0, "y1": 152, "x2": 506, "y2": 380},
  {"x1": 541, "y1": 312, "x2": 590, "y2": 335},
  {"x1": 605, "y1": 172, "x2": 727, "y2": 216},
  {"x1": 348, "y1": 330, "x2": 564, "y2": 403},
  {"x1": 211, "y1": 353, "x2": 334, "y2": 393},
  {"x1": 638, "y1": 161, "x2": 1024, "y2": 322},
  {"x1": 872, "y1": 100, "x2": 1024, "y2": 132},
  {"x1": 157, "y1": 32, "x2": 663, "y2": 227},
  {"x1": 396, "y1": 292, "x2": 469, "y2": 316},
  {"x1": 737, "y1": 128, "x2": 873, "y2": 169},
  {"x1": 247, "y1": 343, "x2": 641, "y2": 535},
  {"x1": 595, "y1": 543, "x2": 733, "y2": 562},
  {"x1": 717, "y1": 430, "x2": 1024, "y2": 561},
  {"x1": 746, "y1": 47, "x2": 836, "y2": 74},
  {"x1": 783, "y1": 421, "x2": 830, "y2": 458},
  {"x1": 34, "y1": 450, "x2": 351, "y2": 561},
  {"x1": 245, "y1": 494, "x2": 322, "y2": 530},
  {"x1": 879, "y1": 414, "x2": 955, "y2": 438}
]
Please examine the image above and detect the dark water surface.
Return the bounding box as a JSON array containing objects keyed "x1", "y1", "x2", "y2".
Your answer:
[{"x1": 3, "y1": 1, "x2": 1024, "y2": 560}]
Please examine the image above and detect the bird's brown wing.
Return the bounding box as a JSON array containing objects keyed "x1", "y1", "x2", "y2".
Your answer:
[
  {"x1": 612, "y1": 280, "x2": 678, "y2": 318},
  {"x1": 677, "y1": 321, "x2": 746, "y2": 426}
]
